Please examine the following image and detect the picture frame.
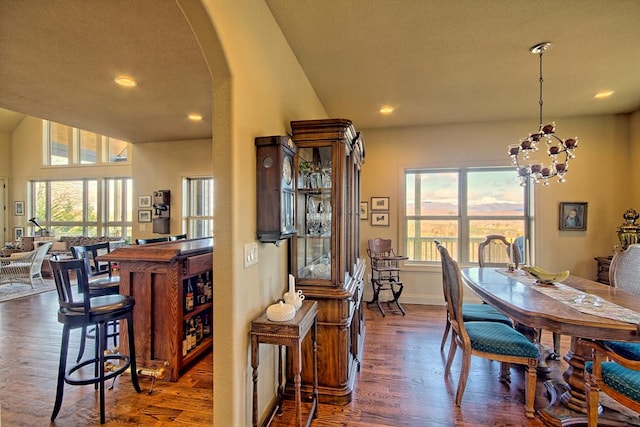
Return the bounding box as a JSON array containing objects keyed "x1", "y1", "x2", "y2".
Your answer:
[
  {"x1": 371, "y1": 197, "x2": 389, "y2": 211},
  {"x1": 360, "y1": 201, "x2": 369, "y2": 220},
  {"x1": 14, "y1": 227, "x2": 24, "y2": 241},
  {"x1": 138, "y1": 210, "x2": 152, "y2": 223},
  {"x1": 14, "y1": 201, "x2": 24, "y2": 216},
  {"x1": 559, "y1": 202, "x2": 587, "y2": 231},
  {"x1": 139, "y1": 195, "x2": 152, "y2": 208},
  {"x1": 371, "y1": 212, "x2": 389, "y2": 227}
]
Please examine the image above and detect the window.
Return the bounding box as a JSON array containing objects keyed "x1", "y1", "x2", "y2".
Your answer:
[
  {"x1": 31, "y1": 178, "x2": 133, "y2": 241},
  {"x1": 104, "y1": 178, "x2": 133, "y2": 240},
  {"x1": 184, "y1": 177, "x2": 214, "y2": 238},
  {"x1": 44, "y1": 120, "x2": 129, "y2": 165},
  {"x1": 404, "y1": 168, "x2": 530, "y2": 264},
  {"x1": 32, "y1": 179, "x2": 98, "y2": 236}
]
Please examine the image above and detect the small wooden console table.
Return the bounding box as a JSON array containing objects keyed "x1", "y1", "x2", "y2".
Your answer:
[{"x1": 250, "y1": 300, "x2": 318, "y2": 427}]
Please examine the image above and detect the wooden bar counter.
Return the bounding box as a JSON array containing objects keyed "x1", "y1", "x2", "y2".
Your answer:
[{"x1": 99, "y1": 237, "x2": 213, "y2": 381}]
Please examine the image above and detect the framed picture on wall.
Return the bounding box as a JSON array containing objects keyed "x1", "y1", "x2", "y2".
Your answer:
[
  {"x1": 371, "y1": 197, "x2": 389, "y2": 211},
  {"x1": 14, "y1": 227, "x2": 24, "y2": 241},
  {"x1": 14, "y1": 201, "x2": 24, "y2": 216},
  {"x1": 139, "y1": 195, "x2": 152, "y2": 208},
  {"x1": 559, "y1": 202, "x2": 587, "y2": 231},
  {"x1": 371, "y1": 212, "x2": 389, "y2": 226},
  {"x1": 138, "y1": 210, "x2": 152, "y2": 223},
  {"x1": 360, "y1": 201, "x2": 369, "y2": 220}
]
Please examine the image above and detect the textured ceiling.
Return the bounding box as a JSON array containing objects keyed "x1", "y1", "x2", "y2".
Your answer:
[{"x1": 1, "y1": 1, "x2": 639, "y2": 144}]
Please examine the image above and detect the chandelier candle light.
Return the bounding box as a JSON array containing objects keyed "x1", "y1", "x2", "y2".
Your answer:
[{"x1": 508, "y1": 42, "x2": 578, "y2": 186}]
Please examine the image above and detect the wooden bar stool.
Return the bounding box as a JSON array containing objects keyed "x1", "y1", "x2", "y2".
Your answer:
[
  {"x1": 70, "y1": 244, "x2": 121, "y2": 361},
  {"x1": 50, "y1": 258, "x2": 141, "y2": 424}
]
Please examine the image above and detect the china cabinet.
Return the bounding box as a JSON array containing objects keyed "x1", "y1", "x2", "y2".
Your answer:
[{"x1": 288, "y1": 118, "x2": 366, "y2": 405}]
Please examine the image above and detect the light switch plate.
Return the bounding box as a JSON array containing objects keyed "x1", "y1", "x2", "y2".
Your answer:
[{"x1": 244, "y1": 242, "x2": 258, "y2": 268}]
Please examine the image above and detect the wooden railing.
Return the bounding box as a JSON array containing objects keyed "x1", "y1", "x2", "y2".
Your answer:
[{"x1": 407, "y1": 237, "x2": 512, "y2": 264}]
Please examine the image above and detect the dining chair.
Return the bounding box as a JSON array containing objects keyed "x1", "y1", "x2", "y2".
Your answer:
[
  {"x1": 583, "y1": 339, "x2": 640, "y2": 427},
  {"x1": 582, "y1": 243, "x2": 640, "y2": 425},
  {"x1": 477, "y1": 234, "x2": 519, "y2": 267},
  {"x1": 609, "y1": 243, "x2": 640, "y2": 294},
  {"x1": 436, "y1": 241, "x2": 540, "y2": 418},
  {"x1": 478, "y1": 234, "x2": 561, "y2": 358},
  {"x1": 437, "y1": 240, "x2": 513, "y2": 352}
]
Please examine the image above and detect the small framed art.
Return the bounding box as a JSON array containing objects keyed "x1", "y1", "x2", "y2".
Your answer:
[
  {"x1": 371, "y1": 212, "x2": 389, "y2": 226},
  {"x1": 360, "y1": 201, "x2": 369, "y2": 220},
  {"x1": 371, "y1": 197, "x2": 389, "y2": 211},
  {"x1": 14, "y1": 227, "x2": 24, "y2": 241},
  {"x1": 14, "y1": 201, "x2": 24, "y2": 216},
  {"x1": 139, "y1": 195, "x2": 152, "y2": 208},
  {"x1": 138, "y1": 210, "x2": 152, "y2": 223},
  {"x1": 559, "y1": 202, "x2": 587, "y2": 231}
]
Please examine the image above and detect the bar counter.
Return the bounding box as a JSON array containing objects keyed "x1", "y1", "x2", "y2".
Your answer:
[{"x1": 100, "y1": 237, "x2": 213, "y2": 381}]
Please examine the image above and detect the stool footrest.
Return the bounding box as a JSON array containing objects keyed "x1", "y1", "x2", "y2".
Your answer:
[{"x1": 66, "y1": 354, "x2": 131, "y2": 386}]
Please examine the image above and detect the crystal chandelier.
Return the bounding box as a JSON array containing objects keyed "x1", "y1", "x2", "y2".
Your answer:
[{"x1": 508, "y1": 42, "x2": 578, "y2": 186}]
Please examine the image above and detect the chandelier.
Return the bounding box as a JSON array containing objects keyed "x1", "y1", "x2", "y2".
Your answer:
[{"x1": 508, "y1": 42, "x2": 578, "y2": 186}]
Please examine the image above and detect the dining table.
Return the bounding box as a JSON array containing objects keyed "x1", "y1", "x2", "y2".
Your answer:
[{"x1": 461, "y1": 266, "x2": 640, "y2": 427}]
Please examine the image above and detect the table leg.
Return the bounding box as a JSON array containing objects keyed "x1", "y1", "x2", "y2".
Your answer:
[
  {"x1": 293, "y1": 341, "x2": 302, "y2": 427},
  {"x1": 251, "y1": 335, "x2": 259, "y2": 427},
  {"x1": 277, "y1": 345, "x2": 284, "y2": 415}
]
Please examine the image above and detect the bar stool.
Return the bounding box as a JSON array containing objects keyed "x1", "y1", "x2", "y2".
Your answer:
[
  {"x1": 50, "y1": 258, "x2": 141, "y2": 424},
  {"x1": 70, "y1": 244, "x2": 121, "y2": 361}
]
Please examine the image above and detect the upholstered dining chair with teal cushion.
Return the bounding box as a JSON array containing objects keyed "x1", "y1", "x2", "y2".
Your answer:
[
  {"x1": 440, "y1": 303, "x2": 513, "y2": 351},
  {"x1": 584, "y1": 339, "x2": 640, "y2": 426},
  {"x1": 436, "y1": 239, "x2": 513, "y2": 352},
  {"x1": 436, "y1": 241, "x2": 540, "y2": 418}
]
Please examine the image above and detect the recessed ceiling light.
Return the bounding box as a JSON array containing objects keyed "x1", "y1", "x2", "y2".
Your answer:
[
  {"x1": 379, "y1": 106, "x2": 394, "y2": 114},
  {"x1": 594, "y1": 90, "x2": 615, "y2": 99},
  {"x1": 188, "y1": 113, "x2": 203, "y2": 121},
  {"x1": 114, "y1": 76, "x2": 137, "y2": 87}
]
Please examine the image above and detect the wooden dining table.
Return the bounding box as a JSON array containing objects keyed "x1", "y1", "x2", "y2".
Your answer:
[{"x1": 460, "y1": 267, "x2": 640, "y2": 427}]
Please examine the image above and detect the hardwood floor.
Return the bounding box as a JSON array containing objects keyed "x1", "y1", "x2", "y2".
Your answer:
[
  {"x1": 0, "y1": 287, "x2": 212, "y2": 426},
  {"x1": 0, "y1": 288, "x2": 581, "y2": 426}
]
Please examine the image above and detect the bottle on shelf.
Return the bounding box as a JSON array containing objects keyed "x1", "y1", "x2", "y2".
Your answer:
[
  {"x1": 203, "y1": 313, "x2": 211, "y2": 337},
  {"x1": 185, "y1": 280, "x2": 194, "y2": 311},
  {"x1": 205, "y1": 272, "x2": 213, "y2": 302},
  {"x1": 189, "y1": 318, "x2": 197, "y2": 350},
  {"x1": 197, "y1": 276, "x2": 206, "y2": 305},
  {"x1": 182, "y1": 323, "x2": 188, "y2": 356}
]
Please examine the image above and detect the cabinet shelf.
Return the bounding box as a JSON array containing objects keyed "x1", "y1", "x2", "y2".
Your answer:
[
  {"x1": 183, "y1": 301, "x2": 212, "y2": 321},
  {"x1": 181, "y1": 335, "x2": 212, "y2": 367}
]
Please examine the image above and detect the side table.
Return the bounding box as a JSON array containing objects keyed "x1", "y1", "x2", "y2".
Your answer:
[
  {"x1": 594, "y1": 256, "x2": 612, "y2": 285},
  {"x1": 250, "y1": 300, "x2": 318, "y2": 427}
]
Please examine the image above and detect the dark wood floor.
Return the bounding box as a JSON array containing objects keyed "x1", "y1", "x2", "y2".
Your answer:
[{"x1": 0, "y1": 288, "x2": 600, "y2": 426}]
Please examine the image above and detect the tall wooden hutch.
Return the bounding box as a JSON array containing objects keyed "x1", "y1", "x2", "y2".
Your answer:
[{"x1": 289, "y1": 118, "x2": 366, "y2": 404}]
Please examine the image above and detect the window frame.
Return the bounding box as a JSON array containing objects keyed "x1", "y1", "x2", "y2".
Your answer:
[
  {"x1": 30, "y1": 178, "x2": 133, "y2": 241},
  {"x1": 183, "y1": 176, "x2": 214, "y2": 239},
  {"x1": 43, "y1": 120, "x2": 130, "y2": 165},
  {"x1": 402, "y1": 166, "x2": 532, "y2": 266}
]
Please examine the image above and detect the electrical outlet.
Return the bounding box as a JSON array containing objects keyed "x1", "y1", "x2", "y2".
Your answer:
[{"x1": 244, "y1": 242, "x2": 258, "y2": 268}]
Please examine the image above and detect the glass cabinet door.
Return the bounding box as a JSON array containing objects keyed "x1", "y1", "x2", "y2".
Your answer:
[{"x1": 295, "y1": 145, "x2": 333, "y2": 281}]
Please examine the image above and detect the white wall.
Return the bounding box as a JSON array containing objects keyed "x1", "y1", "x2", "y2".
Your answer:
[{"x1": 191, "y1": 2, "x2": 328, "y2": 425}]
